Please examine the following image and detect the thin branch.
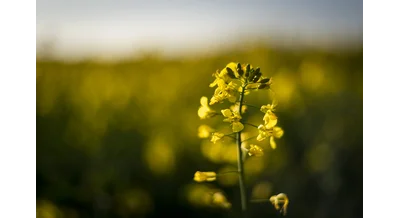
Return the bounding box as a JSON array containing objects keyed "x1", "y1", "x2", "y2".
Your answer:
[
  {"x1": 237, "y1": 84, "x2": 248, "y2": 217},
  {"x1": 241, "y1": 135, "x2": 258, "y2": 143},
  {"x1": 243, "y1": 122, "x2": 259, "y2": 128},
  {"x1": 243, "y1": 104, "x2": 260, "y2": 110}
]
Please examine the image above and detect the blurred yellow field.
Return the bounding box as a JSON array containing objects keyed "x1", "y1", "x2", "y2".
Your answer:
[{"x1": 37, "y1": 45, "x2": 362, "y2": 218}]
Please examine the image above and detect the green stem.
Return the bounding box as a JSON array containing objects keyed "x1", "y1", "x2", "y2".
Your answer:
[
  {"x1": 237, "y1": 84, "x2": 248, "y2": 217},
  {"x1": 243, "y1": 123, "x2": 259, "y2": 128}
]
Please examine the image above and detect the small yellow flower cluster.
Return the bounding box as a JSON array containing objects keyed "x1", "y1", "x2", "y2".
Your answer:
[
  {"x1": 257, "y1": 101, "x2": 284, "y2": 149},
  {"x1": 270, "y1": 193, "x2": 289, "y2": 215},
  {"x1": 248, "y1": 144, "x2": 264, "y2": 157},
  {"x1": 210, "y1": 132, "x2": 224, "y2": 144},
  {"x1": 209, "y1": 62, "x2": 272, "y2": 105},
  {"x1": 221, "y1": 109, "x2": 244, "y2": 132},
  {"x1": 210, "y1": 79, "x2": 238, "y2": 105}
]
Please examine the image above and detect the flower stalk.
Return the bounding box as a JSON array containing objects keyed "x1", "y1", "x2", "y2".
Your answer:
[
  {"x1": 194, "y1": 62, "x2": 289, "y2": 216},
  {"x1": 237, "y1": 83, "x2": 248, "y2": 216}
]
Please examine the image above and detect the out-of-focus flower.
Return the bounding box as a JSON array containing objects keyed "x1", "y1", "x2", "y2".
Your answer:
[
  {"x1": 198, "y1": 96, "x2": 217, "y2": 119},
  {"x1": 270, "y1": 193, "x2": 289, "y2": 215},
  {"x1": 248, "y1": 144, "x2": 264, "y2": 157},
  {"x1": 212, "y1": 192, "x2": 231, "y2": 209},
  {"x1": 211, "y1": 132, "x2": 225, "y2": 144},
  {"x1": 230, "y1": 103, "x2": 248, "y2": 114},
  {"x1": 198, "y1": 125, "x2": 214, "y2": 138}
]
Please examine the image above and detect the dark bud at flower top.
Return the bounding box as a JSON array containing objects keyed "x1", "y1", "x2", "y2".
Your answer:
[
  {"x1": 245, "y1": 64, "x2": 251, "y2": 77},
  {"x1": 237, "y1": 63, "x2": 244, "y2": 76},
  {"x1": 226, "y1": 67, "x2": 237, "y2": 79},
  {"x1": 248, "y1": 69, "x2": 257, "y2": 82},
  {"x1": 258, "y1": 83, "x2": 270, "y2": 89},
  {"x1": 252, "y1": 73, "x2": 261, "y2": 82},
  {"x1": 259, "y1": 78, "x2": 271, "y2": 84},
  {"x1": 252, "y1": 68, "x2": 261, "y2": 82}
]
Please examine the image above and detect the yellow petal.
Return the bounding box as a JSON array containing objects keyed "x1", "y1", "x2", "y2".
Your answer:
[
  {"x1": 242, "y1": 105, "x2": 248, "y2": 113},
  {"x1": 198, "y1": 107, "x2": 208, "y2": 119},
  {"x1": 232, "y1": 122, "x2": 244, "y2": 132},
  {"x1": 209, "y1": 78, "x2": 219, "y2": 87},
  {"x1": 270, "y1": 137, "x2": 277, "y2": 149},
  {"x1": 272, "y1": 99, "x2": 278, "y2": 108},
  {"x1": 273, "y1": 127, "x2": 284, "y2": 138},
  {"x1": 200, "y1": 96, "x2": 208, "y2": 107},
  {"x1": 221, "y1": 109, "x2": 233, "y2": 117},
  {"x1": 198, "y1": 125, "x2": 214, "y2": 138},
  {"x1": 228, "y1": 96, "x2": 237, "y2": 103},
  {"x1": 260, "y1": 105, "x2": 269, "y2": 113},
  {"x1": 265, "y1": 117, "x2": 278, "y2": 129},
  {"x1": 248, "y1": 144, "x2": 264, "y2": 157},
  {"x1": 256, "y1": 134, "x2": 264, "y2": 141},
  {"x1": 226, "y1": 62, "x2": 238, "y2": 70},
  {"x1": 211, "y1": 132, "x2": 225, "y2": 144}
]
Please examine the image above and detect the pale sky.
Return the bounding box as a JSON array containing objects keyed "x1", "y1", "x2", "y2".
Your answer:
[{"x1": 36, "y1": 0, "x2": 363, "y2": 59}]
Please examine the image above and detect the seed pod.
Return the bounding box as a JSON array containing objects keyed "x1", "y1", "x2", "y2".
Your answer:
[
  {"x1": 259, "y1": 78, "x2": 271, "y2": 83},
  {"x1": 226, "y1": 67, "x2": 236, "y2": 79}
]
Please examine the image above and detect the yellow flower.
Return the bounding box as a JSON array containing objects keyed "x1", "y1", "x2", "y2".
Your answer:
[
  {"x1": 260, "y1": 100, "x2": 277, "y2": 113},
  {"x1": 198, "y1": 96, "x2": 217, "y2": 119},
  {"x1": 210, "y1": 81, "x2": 237, "y2": 105},
  {"x1": 263, "y1": 110, "x2": 278, "y2": 129},
  {"x1": 261, "y1": 100, "x2": 278, "y2": 129},
  {"x1": 193, "y1": 171, "x2": 217, "y2": 182},
  {"x1": 212, "y1": 192, "x2": 231, "y2": 209},
  {"x1": 211, "y1": 132, "x2": 224, "y2": 144},
  {"x1": 221, "y1": 109, "x2": 244, "y2": 132},
  {"x1": 238, "y1": 86, "x2": 251, "y2": 95},
  {"x1": 230, "y1": 103, "x2": 248, "y2": 114},
  {"x1": 257, "y1": 125, "x2": 284, "y2": 149},
  {"x1": 270, "y1": 193, "x2": 289, "y2": 215},
  {"x1": 248, "y1": 144, "x2": 264, "y2": 157},
  {"x1": 209, "y1": 63, "x2": 238, "y2": 88},
  {"x1": 198, "y1": 125, "x2": 214, "y2": 138}
]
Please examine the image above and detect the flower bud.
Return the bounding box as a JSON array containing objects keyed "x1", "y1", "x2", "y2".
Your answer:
[
  {"x1": 237, "y1": 63, "x2": 244, "y2": 76},
  {"x1": 259, "y1": 78, "x2": 271, "y2": 83},
  {"x1": 245, "y1": 64, "x2": 251, "y2": 77},
  {"x1": 193, "y1": 171, "x2": 217, "y2": 182},
  {"x1": 252, "y1": 70, "x2": 262, "y2": 82},
  {"x1": 258, "y1": 83, "x2": 270, "y2": 89}
]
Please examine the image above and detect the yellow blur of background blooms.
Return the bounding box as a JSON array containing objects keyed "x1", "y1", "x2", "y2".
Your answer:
[{"x1": 37, "y1": 41, "x2": 362, "y2": 217}]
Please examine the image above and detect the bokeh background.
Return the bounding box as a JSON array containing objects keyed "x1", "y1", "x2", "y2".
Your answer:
[{"x1": 36, "y1": 1, "x2": 363, "y2": 218}]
